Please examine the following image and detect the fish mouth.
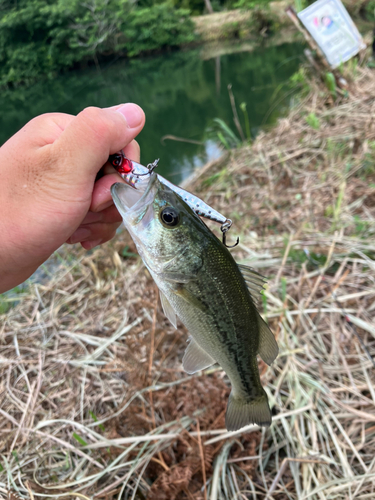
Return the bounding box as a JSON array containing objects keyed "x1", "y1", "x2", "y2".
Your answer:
[{"x1": 111, "y1": 172, "x2": 159, "y2": 219}]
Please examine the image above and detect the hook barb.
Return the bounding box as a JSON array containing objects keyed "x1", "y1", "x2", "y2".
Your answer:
[{"x1": 221, "y1": 219, "x2": 239, "y2": 248}]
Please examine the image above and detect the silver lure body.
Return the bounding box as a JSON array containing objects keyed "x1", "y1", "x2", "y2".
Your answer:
[{"x1": 111, "y1": 155, "x2": 228, "y2": 225}]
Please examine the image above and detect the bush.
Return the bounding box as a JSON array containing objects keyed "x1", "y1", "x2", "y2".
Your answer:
[
  {"x1": 118, "y1": 5, "x2": 196, "y2": 57},
  {"x1": 363, "y1": 0, "x2": 375, "y2": 21},
  {"x1": 0, "y1": 0, "x2": 195, "y2": 87}
]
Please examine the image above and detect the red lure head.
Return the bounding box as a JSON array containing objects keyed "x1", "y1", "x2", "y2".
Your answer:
[{"x1": 109, "y1": 153, "x2": 133, "y2": 175}]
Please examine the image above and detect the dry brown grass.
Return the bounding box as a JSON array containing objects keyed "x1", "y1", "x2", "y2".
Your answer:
[{"x1": 1, "y1": 63, "x2": 375, "y2": 500}]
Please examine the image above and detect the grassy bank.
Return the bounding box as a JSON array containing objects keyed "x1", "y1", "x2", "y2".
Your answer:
[{"x1": 1, "y1": 62, "x2": 375, "y2": 499}]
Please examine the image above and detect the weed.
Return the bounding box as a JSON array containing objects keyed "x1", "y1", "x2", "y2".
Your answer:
[
  {"x1": 305, "y1": 112, "x2": 320, "y2": 130},
  {"x1": 332, "y1": 181, "x2": 346, "y2": 229},
  {"x1": 89, "y1": 411, "x2": 105, "y2": 432},
  {"x1": 72, "y1": 433, "x2": 88, "y2": 447},
  {"x1": 121, "y1": 245, "x2": 138, "y2": 259},
  {"x1": 209, "y1": 118, "x2": 241, "y2": 149},
  {"x1": 240, "y1": 102, "x2": 252, "y2": 142},
  {"x1": 201, "y1": 169, "x2": 227, "y2": 188},
  {"x1": 325, "y1": 72, "x2": 337, "y2": 99},
  {"x1": 280, "y1": 277, "x2": 287, "y2": 302},
  {"x1": 289, "y1": 67, "x2": 310, "y2": 95}
]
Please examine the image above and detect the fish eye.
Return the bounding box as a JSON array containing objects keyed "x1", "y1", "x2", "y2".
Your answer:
[{"x1": 160, "y1": 207, "x2": 180, "y2": 227}]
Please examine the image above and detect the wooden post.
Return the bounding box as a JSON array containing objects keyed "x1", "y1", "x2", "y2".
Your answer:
[
  {"x1": 204, "y1": 0, "x2": 214, "y2": 14},
  {"x1": 286, "y1": 6, "x2": 330, "y2": 69}
]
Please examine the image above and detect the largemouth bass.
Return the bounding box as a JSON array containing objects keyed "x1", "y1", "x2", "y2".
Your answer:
[{"x1": 111, "y1": 174, "x2": 278, "y2": 431}]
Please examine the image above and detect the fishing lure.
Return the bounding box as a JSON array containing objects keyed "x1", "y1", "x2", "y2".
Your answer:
[{"x1": 109, "y1": 151, "x2": 239, "y2": 248}]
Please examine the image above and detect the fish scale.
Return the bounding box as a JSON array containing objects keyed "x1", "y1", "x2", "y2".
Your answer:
[
  {"x1": 111, "y1": 173, "x2": 278, "y2": 431},
  {"x1": 171, "y1": 243, "x2": 263, "y2": 391}
]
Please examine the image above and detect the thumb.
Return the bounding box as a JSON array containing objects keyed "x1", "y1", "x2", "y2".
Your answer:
[{"x1": 52, "y1": 104, "x2": 145, "y2": 179}]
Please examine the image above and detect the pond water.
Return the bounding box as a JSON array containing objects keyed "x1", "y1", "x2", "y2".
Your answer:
[{"x1": 0, "y1": 40, "x2": 304, "y2": 183}]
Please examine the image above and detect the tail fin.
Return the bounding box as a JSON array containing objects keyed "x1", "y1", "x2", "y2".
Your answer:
[{"x1": 225, "y1": 391, "x2": 272, "y2": 431}]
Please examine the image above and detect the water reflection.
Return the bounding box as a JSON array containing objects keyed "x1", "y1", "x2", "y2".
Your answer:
[{"x1": 0, "y1": 42, "x2": 303, "y2": 182}]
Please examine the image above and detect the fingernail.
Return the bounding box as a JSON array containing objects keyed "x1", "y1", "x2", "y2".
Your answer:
[
  {"x1": 69, "y1": 227, "x2": 91, "y2": 244},
  {"x1": 82, "y1": 239, "x2": 102, "y2": 250},
  {"x1": 116, "y1": 103, "x2": 144, "y2": 129}
]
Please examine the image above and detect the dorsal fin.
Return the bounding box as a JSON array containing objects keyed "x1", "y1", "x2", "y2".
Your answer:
[
  {"x1": 237, "y1": 264, "x2": 278, "y2": 364},
  {"x1": 237, "y1": 264, "x2": 267, "y2": 299}
]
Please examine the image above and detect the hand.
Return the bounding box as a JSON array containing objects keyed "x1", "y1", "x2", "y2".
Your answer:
[{"x1": 0, "y1": 104, "x2": 145, "y2": 293}]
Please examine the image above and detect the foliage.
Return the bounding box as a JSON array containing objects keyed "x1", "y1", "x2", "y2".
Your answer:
[
  {"x1": 209, "y1": 118, "x2": 241, "y2": 149},
  {"x1": 289, "y1": 67, "x2": 311, "y2": 95},
  {"x1": 305, "y1": 112, "x2": 320, "y2": 130},
  {"x1": 119, "y1": 4, "x2": 195, "y2": 57},
  {"x1": 233, "y1": 0, "x2": 272, "y2": 8},
  {"x1": 294, "y1": 0, "x2": 317, "y2": 10},
  {"x1": 325, "y1": 71, "x2": 337, "y2": 99},
  {"x1": 0, "y1": 0, "x2": 195, "y2": 87},
  {"x1": 363, "y1": 0, "x2": 375, "y2": 21},
  {"x1": 239, "y1": 102, "x2": 251, "y2": 141}
]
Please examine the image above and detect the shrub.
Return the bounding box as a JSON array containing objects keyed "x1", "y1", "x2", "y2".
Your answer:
[{"x1": 0, "y1": 0, "x2": 195, "y2": 87}]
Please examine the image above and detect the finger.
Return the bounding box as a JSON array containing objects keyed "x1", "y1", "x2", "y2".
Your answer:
[
  {"x1": 90, "y1": 173, "x2": 123, "y2": 212},
  {"x1": 94, "y1": 139, "x2": 142, "y2": 211},
  {"x1": 50, "y1": 104, "x2": 145, "y2": 179},
  {"x1": 102, "y1": 139, "x2": 141, "y2": 176},
  {"x1": 81, "y1": 239, "x2": 104, "y2": 250},
  {"x1": 16, "y1": 113, "x2": 75, "y2": 147},
  {"x1": 81, "y1": 232, "x2": 117, "y2": 250},
  {"x1": 79, "y1": 205, "x2": 122, "y2": 225},
  {"x1": 123, "y1": 140, "x2": 141, "y2": 163},
  {"x1": 67, "y1": 221, "x2": 121, "y2": 245},
  {"x1": 81, "y1": 225, "x2": 119, "y2": 249}
]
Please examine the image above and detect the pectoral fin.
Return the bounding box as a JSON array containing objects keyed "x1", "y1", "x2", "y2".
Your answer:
[
  {"x1": 174, "y1": 286, "x2": 207, "y2": 312},
  {"x1": 257, "y1": 313, "x2": 278, "y2": 365},
  {"x1": 160, "y1": 292, "x2": 177, "y2": 329},
  {"x1": 182, "y1": 337, "x2": 216, "y2": 374}
]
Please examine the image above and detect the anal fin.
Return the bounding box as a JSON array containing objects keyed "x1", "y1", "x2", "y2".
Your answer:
[
  {"x1": 160, "y1": 291, "x2": 177, "y2": 329},
  {"x1": 182, "y1": 337, "x2": 216, "y2": 374}
]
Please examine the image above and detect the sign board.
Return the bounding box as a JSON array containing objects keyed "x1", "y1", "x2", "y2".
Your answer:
[{"x1": 298, "y1": 0, "x2": 366, "y2": 68}]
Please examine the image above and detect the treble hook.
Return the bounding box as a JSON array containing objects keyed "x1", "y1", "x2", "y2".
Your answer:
[
  {"x1": 128, "y1": 157, "x2": 160, "y2": 177},
  {"x1": 145, "y1": 158, "x2": 160, "y2": 174},
  {"x1": 221, "y1": 219, "x2": 239, "y2": 248}
]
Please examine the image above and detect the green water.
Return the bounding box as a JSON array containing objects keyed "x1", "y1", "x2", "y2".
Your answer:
[{"x1": 0, "y1": 41, "x2": 303, "y2": 183}]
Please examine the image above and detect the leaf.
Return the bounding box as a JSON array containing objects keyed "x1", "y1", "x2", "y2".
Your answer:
[{"x1": 73, "y1": 432, "x2": 88, "y2": 447}]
